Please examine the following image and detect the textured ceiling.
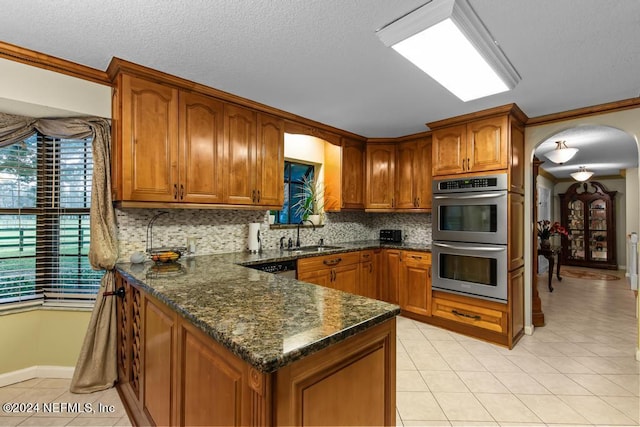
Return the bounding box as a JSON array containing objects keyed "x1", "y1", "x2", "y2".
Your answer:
[{"x1": 0, "y1": 0, "x2": 639, "y2": 177}]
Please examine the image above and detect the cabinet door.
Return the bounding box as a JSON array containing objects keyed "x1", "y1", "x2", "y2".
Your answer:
[
  {"x1": 297, "y1": 269, "x2": 333, "y2": 289},
  {"x1": 415, "y1": 137, "x2": 432, "y2": 209},
  {"x1": 467, "y1": 116, "x2": 507, "y2": 173},
  {"x1": 399, "y1": 253, "x2": 431, "y2": 317},
  {"x1": 333, "y1": 263, "x2": 359, "y2": 295},
  {"x1": 121, "y1": 75, "x2": 178, "y2": 201},
  {"x1": 366, "y1": 144, "x2": 396, "y2": 209},
  {"x1": 432, "y1": 124, "x2": 466, "y2": 176},
  {"x1": 358, "y1": 250, "x2": 377, "y2": 299},
  {"x1": 143, "y1": 295, "x2": 176, "y2": 426},
  {"x1": 342, "y1": 139, "x2": 365, "y2": 209},
  {"x1": 381, "y1": 250, "x2": 400, "y2": 304},
  {"x1": 179, "y1": 91, "x2": 225, "y2": 203},
  {"x1": 255, "y1": 113, "x2": 284, "y2": 206},
  {"x1": 225, "y1": 104, "x2": 257, "y2": 205},
  {"x1": 395, "y1": 141, "x2": 417, "y2": 208}
]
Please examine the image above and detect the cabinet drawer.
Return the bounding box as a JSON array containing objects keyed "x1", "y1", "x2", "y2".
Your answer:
[
  {"x1": 298, "y1": 251, "x2": 360, "y2": 272},
  {"x1": 402, "y1": 251, "x2": 431, "y2": 265},
  {"x1": 432, "y1": 294, "x2": 506, "y2": 334}
]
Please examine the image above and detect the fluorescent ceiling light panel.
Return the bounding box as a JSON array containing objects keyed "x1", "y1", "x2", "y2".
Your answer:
[{"x1": 377, "y1": 0, "x2": 520, "y2": 102}]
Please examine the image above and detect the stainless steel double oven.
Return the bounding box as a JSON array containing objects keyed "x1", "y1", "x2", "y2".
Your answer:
[{"x1": 432, "y1": 174, "x2": 508, "y2": 302}]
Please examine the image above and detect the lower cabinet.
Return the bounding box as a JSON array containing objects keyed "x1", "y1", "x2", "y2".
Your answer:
[
  {"x1": 116, "y1": 272, "x2": 397, "y2": 426},
  {"x1": 398, "y1": 251, "x2": 432, "y2": 317},
  {"x1": 297, "y1": 252, "x2": 360, "y2": 294},
  {"x1": 358, "y1": 249, "x2": 379, "y2": 299},
  {"x1": 380, "y1": 249, "x2": 401, "y2": 304}
]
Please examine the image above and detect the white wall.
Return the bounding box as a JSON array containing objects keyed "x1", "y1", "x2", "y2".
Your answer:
[{"x1": 0, "y1": 58, "x2": 111, "y2": 118}]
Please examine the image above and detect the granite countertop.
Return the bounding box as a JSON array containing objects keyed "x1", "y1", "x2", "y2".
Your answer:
[{"x1": 116, "y1": 240, "x2": 424, "y2": 373}]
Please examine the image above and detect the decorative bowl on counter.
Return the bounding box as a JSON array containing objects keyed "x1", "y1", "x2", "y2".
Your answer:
[{"x1": 148, "y1": 247, "x2": 186, "y2": 264}]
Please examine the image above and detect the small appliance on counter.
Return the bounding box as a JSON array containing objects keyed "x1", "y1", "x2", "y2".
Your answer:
[{"x1": 379, "y1": 229, "x2": 402, "y2": 243}]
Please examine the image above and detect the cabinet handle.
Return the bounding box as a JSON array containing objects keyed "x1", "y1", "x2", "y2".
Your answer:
[
  {"x1": 362, "y1": 254, "x2": 370, "y2": 259},
  {"x1": 180, "y1": 184, "x2": 184, "y2": 200},
  {"x1": 369, "y1": 264, "x2": 373, "y2": 273},
  {"x1": 257, "y1": 190, "x2": 261, "y2": 203},
  {"x1": 252, "y1": 189, "x2": 256, "y2": 203},
  {"x1": 173, "y1": 184, "x2": 178, "y2": 199},
  {"x1": 452, "y1": 309, "x2": 481, "y2": 321},
  {"x1": 467, "y1": 158, "x2": 470, "y2": 170},
  {"x1": 417, "y1": 197, "x2": 420, "y2": 207},
  {"x1": 411, "y1": 255, "x2": 422, "y2": 260},
  {"x1": 428, "y1": 268, "x2": 431, "y2": 278},
  {"x1": 391, "y1": 198, "x2": 395, "y2": 208},
  {"x1": 323, "y1": 258, "x2": 342, "y2": 267}
]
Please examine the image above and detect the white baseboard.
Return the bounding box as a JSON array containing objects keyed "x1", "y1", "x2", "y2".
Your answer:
[
  {"x1": 0, "y1": 366, "x2": 74, "y2": 388},
  {"x1": 636, "y1": 348, "x2": 640, "y2": 362},
  {"x1": 524, "y1": 325, "x2": 535, "y2": 335}
]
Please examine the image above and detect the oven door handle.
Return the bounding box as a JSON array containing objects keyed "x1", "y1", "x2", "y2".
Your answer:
[
  {"x1": 433, "y1": 193, "x2": 506, "y2": 200},
  {"x1": 433, "y1": 242, "x2": 506, "y2": 252}
]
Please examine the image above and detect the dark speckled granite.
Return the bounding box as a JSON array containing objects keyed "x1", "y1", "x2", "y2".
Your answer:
[{"x1": 116, "y1": 240, "x2": 411, "y2": 373}]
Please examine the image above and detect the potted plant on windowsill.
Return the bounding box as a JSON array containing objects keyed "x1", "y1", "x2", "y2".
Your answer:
[{"x1": 293, "y1": 175, "x2": 325, "y2": 225}]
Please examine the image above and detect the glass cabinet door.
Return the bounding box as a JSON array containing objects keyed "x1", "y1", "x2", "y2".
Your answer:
[
  {"x1": 567, "y1": 199, "x2": 584, "y2": 261},
  {"x1": 589, "y1": 198, "x2": 608, "y2": 261}
]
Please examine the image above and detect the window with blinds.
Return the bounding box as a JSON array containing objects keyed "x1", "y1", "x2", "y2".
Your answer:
[{"x1": 0, "y1": 133, "x2": 102, "y2": 309}]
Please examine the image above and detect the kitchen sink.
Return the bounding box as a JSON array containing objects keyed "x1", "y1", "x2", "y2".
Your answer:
[{"x1": 290, "y1": 245, "x2": 343, "y2": 253}]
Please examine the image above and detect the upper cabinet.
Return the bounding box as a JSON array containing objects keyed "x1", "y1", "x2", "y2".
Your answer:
[
  {"x1": 365, "y1": 135, "x2": 432, "y2": 211},
  {"x1": 341, "y1": 138, "x2": 365, "y2": 210},
  {"x1": 429, "y1": 105, "x2": 527, "y2": 194},
  {"x1": 110, "y1": 68, "x2": 284, "y2": 209}
]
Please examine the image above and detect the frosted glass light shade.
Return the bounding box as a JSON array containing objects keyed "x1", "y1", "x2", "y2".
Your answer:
[
  {"x1": 544, "y1": 141, "x2": 578, "y2": 164},
  {"x1": 571, "y1": 166, "x2": 594, "y2": 182},
  {"x1": 376, "y1": 0, "x2": 520, "y2": 102}
]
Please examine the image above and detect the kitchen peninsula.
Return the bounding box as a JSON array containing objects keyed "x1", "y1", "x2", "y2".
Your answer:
[{"x1": 115, "y1": 247, "x2": 400, "y2": 426}]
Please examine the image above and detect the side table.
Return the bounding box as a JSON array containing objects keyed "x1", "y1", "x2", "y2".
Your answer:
[{"x1": 539, "y1": 246, "x2": 562, "y2": 292}]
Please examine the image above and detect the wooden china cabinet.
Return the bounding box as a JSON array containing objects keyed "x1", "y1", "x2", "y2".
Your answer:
[{"x1": 560, "y1": 181, "x2": 617, "y2": 269}]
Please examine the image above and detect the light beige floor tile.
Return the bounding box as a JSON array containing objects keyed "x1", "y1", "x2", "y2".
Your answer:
[
  {"x1": 397, "y1": 350, "x2": 418, "y2": 371},
  {"x1": 409, "y1": 352, "x2": 451, "y2": 371},
  {"x1": 572, "y1": 356, "x2": 634, "y2": 374},
  {"x1": 458, "y1": 340, "x2": 501, "y2": 356},
  {"x1": 66, "y1": 417, "x2": 121, "y2": 426},
  {"x1": 456, "y1": 371, "x2": 509, "y2": 393},
  {"x1": 14, "y1": 416, "x2": 75, "y2": 426},
  {"x1": 9, "y1": 379, "x2": 43, "y2": 388},
  {"x1": 404, "y1": 421, "x2": 452, "y2": 426},
  {"x1": 475, "y1": 355, "x2": 523, "y2": 373},
  {"x1": 504, "y1": 355, "x2": 558, "y2": 374},
  {"x1": 396, "y1": 391, "x2": 447, "y2": 421},
  {"x1": 417, "y1": 326, "x2": 457, "y2": 341},
  {"x1": 492, "y1": 372, "x2": 550, "y2": 395},
  {"x1": 496, "y1": 423, "x2": 547, "y2": 427},
  {"x1": 397, "y1": 370, "x2": 429, "y2": 392},
  {"x1": 603, "y1": 374, "x2": 640, "y2": 396},
  {"x1": 538, "y1": 356, "x2": 595, "y2": 374},
  {"x1": 114, "y1": 416, "x2": 133, "y2": 427},
  {"x1": 568, "y1": 373, "x2": 635, "y2": 396},
  {"x1": 0, "y1": 416, "x2": 27, "y2": 426},
  {"x1": 600, "y1": 395, "x2": 640, "y2": 423},
  {"x1": 397, "y1": 316, "x2": 418, "y2": 329},
  {"x1": 420, "y1": 371, "x2": 468, "y2": 393},
  {"x1": 474, "y1": 393, "x2": 541, "y2": 423},
  {"x1": 432, "y1": 392, "x2": 494, "y2": 422},
  {"x1": 518, "y1": 342, "x2": 565, "y2": 357},
  {"x1": 36, "y1": 379, "x2": 72, "y2": 389},
  {"x1": 550, "y1": 341, "x2": 598, "y2": 357},
  {"x1": 559, "y1": 394, "x2": 636, "y2": 425},
  {"x1": 0, "y1": 388, "x2": 28, "y2": 404},
  {"x1": 515, "y1": 394, "x2": 589, "y2": 424},
  {"x1": 529, "y1": 373, "x2": 591, "y2": 395},
  {"x1": 430, "y1": 340, "x2": 468, "y2": 355},
  {"x1": 443, "y1": 354, "x2": 486, "y2": 372},
  {"x1": 399, "y1": 327, "x2": 431, "y2": 341},
  {"x1": 608, "y1": 356, "x2": 640, "y2": 374},
  {"x1": 449, "y1": 421, "x2": 498, "y2": 426},
  {"x1": 401, "y1": 338, "x2": 439, "y2": 356}
]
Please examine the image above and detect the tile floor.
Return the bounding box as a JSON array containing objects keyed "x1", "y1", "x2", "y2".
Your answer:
[
  {"x1": 396, "y1": 267, "x2": 639, "y2": 426},
  {"x1": 0, "y1": 267, "x2": 638, "y2": 426}
]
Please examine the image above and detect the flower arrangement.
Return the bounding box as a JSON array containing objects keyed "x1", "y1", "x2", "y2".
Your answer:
[{"x1": 537, "y1": 220, "x2": 568, "y2": 240}]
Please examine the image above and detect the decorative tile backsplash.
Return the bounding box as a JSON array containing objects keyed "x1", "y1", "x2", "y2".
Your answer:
[{"x1": 116, "y1": 208, "x2": 432, "y2": 262}]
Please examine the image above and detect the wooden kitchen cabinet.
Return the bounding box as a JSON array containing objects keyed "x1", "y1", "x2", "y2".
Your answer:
[
  {"x1": 358, "y1": 250, "x2": 378, "y2": 299},
  {"x1": 399, "y1": 251, "x2": 432, "y2": 317},
  {"x1": 430, "y1": 104, "x2": 527, "y2": 186},
  {"x1": 432, "y1": 116, "x2": 506, "y2": 176},
  {"x1": 297, "y1": 252, "x2": 360, "y2": 294},
  {"x1": 179, "y1": 91, "x2": 225, "y2": 203},
  {"x1": 341, "y1": 138, "x2": 365, "y2": 209},
  {"x1": 380, "y1": 249, "x2": 401, "y2": 304},
  {"x1": 117, "y1": 74, "x2": 179, "y2": 202},
  {"x1": 396, "y1": 136, "x2": 433, "y2": 210},
  {"x1": 226, "y1": 106, "x2": 284, "y2": 206},
  {"x1": 365, "y1": 144, "x2": 396, "y2": 209}
]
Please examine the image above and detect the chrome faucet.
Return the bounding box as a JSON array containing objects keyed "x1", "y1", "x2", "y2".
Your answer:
[{"x1": 296, "y1": 219, "x2": 316, "y2": 248}]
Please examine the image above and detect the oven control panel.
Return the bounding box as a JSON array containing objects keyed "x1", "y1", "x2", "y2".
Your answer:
[{"x1": 433, "y1": 173, "x2": 508, "y2": 193}]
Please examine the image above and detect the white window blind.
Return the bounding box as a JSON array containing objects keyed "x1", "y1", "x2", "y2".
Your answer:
[{"x1": 0, "y1": 134, "x2": 102, "y2": 309}]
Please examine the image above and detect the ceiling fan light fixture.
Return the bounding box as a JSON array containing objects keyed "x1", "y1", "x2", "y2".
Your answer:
[
  {"x1": 570, "y1": 166, "x2": 594, "y2": 182},
  {"x1": 376, "y1": 0, "x2": 520, "y2": 102},
  {"x1": 544, "y1": 140, "x2": 578, "y2": 164}
]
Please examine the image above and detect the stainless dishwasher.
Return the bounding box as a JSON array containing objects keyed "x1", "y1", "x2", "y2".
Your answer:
[{"x1": 245, "y1": 259, "x2": 297, "y2": 279}]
